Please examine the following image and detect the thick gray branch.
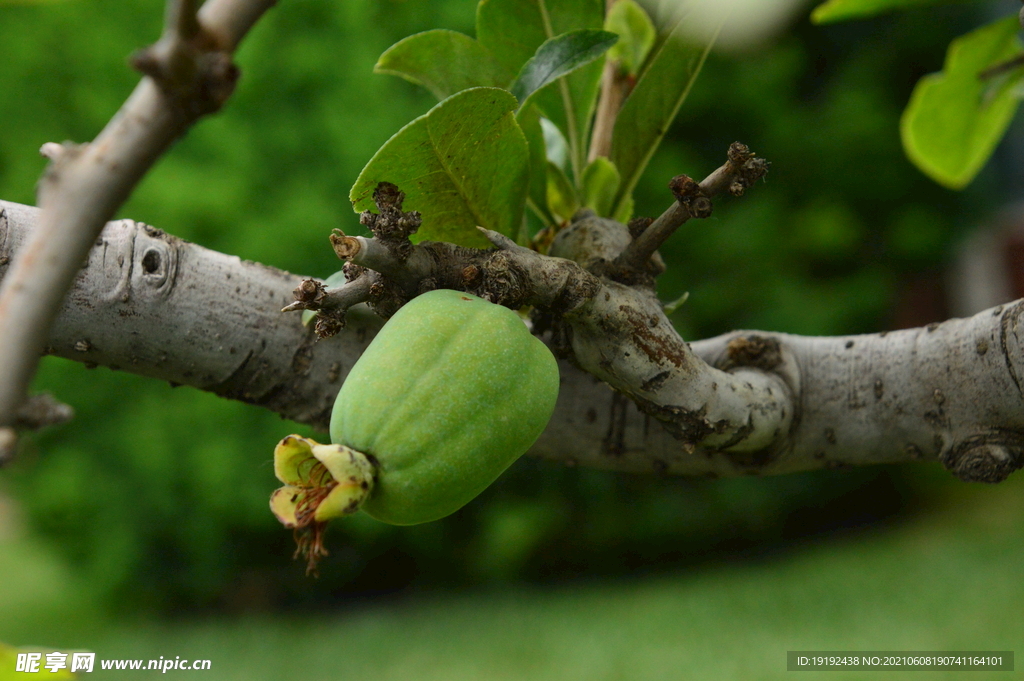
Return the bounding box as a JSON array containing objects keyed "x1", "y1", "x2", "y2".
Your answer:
[
  {"x1": 693, "y1": 314, "x2": 1024, "y2": 482},
  {"x1": 5, "y1": 199, "x2": 1022, "y2": 482},
  {"x1": 0, "y1": 200, "x2": 375, "y2": 429}
]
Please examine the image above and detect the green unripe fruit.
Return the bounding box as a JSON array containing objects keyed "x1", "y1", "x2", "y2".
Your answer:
[
  {"x1": 332, "y1": 289, "x2": 559, "y2": 524},
  {"x1": 271, "y1": 289, "x2": 559, "y2": 571}
]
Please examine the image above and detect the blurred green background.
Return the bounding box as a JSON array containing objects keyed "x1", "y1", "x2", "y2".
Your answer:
[{"x1": 1, "y1": 0, "x2": 1021, "y2": 678}]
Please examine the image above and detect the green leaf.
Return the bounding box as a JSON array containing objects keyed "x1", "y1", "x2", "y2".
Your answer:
[
  {"x1": 609, "y1": 14, "x2": 717, "y2": 218},
  {"x1": 518, "y1": 104, "x2": 556, "y2": 225},
  {"x1": 580, "y1": 157, "x2": 621, "y2": 217},
  {"x1": 510, "y1": 29, "x2": 618, "y2": 110},
  {"x1": 663, "y1": 290, "x2": 689, "y2": 315},
  {"x1": 605, "y1": 0, "x2": 656, "y2": 76},
  {"x1": 547, "y1": 161, "x2": 579, "y2": 222},
  {"x1": 478, "y1": 0, "x2": 606, "y2": 180},
  {"x1": 901, "y1": 16, "x2": 1024, "y2": 190},
  {"x1": 612, "y1": 193, "x2": 634, "y2": 223},
  {"x1": 541, "y1": 117, "x2": 569, "y2": 169},
  {"x1": 811, "y1": 0, "x2": 985, "y2": 24},
  {"x1": 374, "y1": 30, "x2": 507, "y2": 101},
  {"x1": 351, "y1": 88, "x2": 530, "y2": 248},
  {"x1": 477, "y1": 0, "x2": 604, "y2": 77}
]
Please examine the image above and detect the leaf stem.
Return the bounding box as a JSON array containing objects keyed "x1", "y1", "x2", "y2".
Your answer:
[
  {"x1": 588, "y1": 61, "x2": 629, "y2": 162},
  {"x1": 609, "y1": 20, "x2": 719, "y2": 220},
  {"x1": 588, "y1": 0, "x2": 626, "y2": 162}
]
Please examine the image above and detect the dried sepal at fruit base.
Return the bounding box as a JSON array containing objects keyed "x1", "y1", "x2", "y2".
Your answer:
[{"x1": 269, "y1": 434, "x2": 374, "y2": 575}]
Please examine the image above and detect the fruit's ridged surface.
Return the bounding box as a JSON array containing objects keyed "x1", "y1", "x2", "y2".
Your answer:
[{"x1": 330, "y1": 289, "x2": 559, "y2": 525}]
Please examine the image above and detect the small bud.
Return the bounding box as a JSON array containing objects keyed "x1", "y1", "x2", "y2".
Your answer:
[
  {"x1": 668, "y1": 174, "x2": 701, "y2": 203},
  {"x1": 627, "y1": 217, "x2": 654, "y2": 238},
  {"x1": 293, "y1": 279, "x2": 324, "y2": 304},
  {"x1": 668, "y1": 175, "x2": 712, "y2": 219},
  {"x1": 314, "y1": 312, "x2": 345, "y2": 339},
  {"x1": 342, "y1": 261, "x2": 366, "y2": 282},
  {"x1": 727, "y1": 141, "x2": 753, "y2": 165},
  {"x1": 462, "y1": 265, "x2": 481, "y2": 287},
  {"x1": 688, "y1": 196, "x2": 713, "y2": 219}
]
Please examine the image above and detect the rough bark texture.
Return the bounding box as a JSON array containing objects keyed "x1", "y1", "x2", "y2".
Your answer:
[
  {"x1": 4, "y1": 199, "x2": 1024, "y2": 482},
  {"x1": 0, "y1": 200, "x2": 375, "y2": 429},
  {"x1": 689, "y1": 323, "x2": 1024, "y2": 481}
]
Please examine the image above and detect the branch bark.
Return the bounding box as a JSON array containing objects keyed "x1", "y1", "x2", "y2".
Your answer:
[
  {"x1": 0, "y1": 200, "x2": 373, "y2": 431},
  {"x1": 0, "y1": 0, "x2": 276, "y2": 436},
  {"x1": 4, "y1": 198, "x2": 1023, "y2": 483}
]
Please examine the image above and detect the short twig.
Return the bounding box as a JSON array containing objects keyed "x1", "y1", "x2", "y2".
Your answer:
[
  {"x1": 477, "y1": 226, "x2": 532, "y2": 253},
  {"x1": 14, "y1": 393, "x2": 75, "y2": 430},
  {"x1": 0, "y1": 393, "x2": 74, "y2": 466},
  {"x1": 613, "y1": 142, "x2": 768, "y2": 274},
  {"x1": 282, "y1": 273, "x2": 373, "y2": 313},
  {"x1": 282, "y1": 273, "x2": 376, "y2": 340},
  {"x1": 331, "y1": 233, "x2": 405, "y2": 279},
  {"x1": 320, "y1": 279, "x2": 372, "y2": 311},
  {"x1": 39, "y1": 143, "x2": 66, "y2": 162}
]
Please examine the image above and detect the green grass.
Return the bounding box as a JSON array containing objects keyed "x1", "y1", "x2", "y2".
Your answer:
[{"x1": 2, "y1": 472, "x2": 1022, "y2": 680}]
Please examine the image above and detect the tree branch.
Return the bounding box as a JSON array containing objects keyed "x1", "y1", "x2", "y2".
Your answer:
[
  {"x1": 0, "y1": 0, "x2": 275, "y2": 443},
  {"x1": 614, "y1": 142, "x2": 770, "y2": 274},
  {"x1": 0, "y1": 393, "x2": 73, "y2": 465},
  {"x1": 6, "y1": 197, "x2": 1019, "y2": 482},
  {"x1": 0, "y1": 200, "x2": 375, "y2": 435},
  {"x1": 613, "y1": 142, "x2": 769, "y2": 275}
]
